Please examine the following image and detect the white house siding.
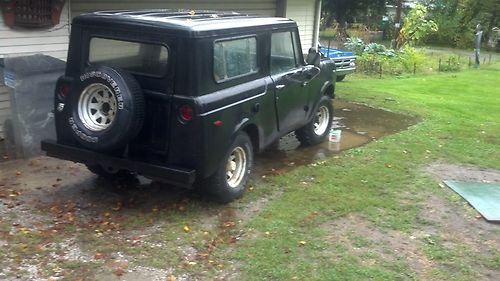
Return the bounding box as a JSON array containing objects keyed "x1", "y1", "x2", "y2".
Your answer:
[
  {"x1": 285, "y1": 0, "x2": 316, "y2": 53},
  {"x1": 0, "y1": 2, "x2": 70, "y2": 60},
  {"x1": 71, "y1": 0, "x2": 277, "y2": 17},
  {"x1": 71, "y1": 0, "x2": 318, "y2": 53},
  {"x1": 0, "y1": 3, "x2": 70, "y2": 138}
]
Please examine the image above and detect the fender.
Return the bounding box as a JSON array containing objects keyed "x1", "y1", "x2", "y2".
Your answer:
[
  {"x1": 233, "y1": 117, "x2": 251, "y2": 138},
  {"x1": 320, "y1": 80, "x2": 335, "y2": 98}
]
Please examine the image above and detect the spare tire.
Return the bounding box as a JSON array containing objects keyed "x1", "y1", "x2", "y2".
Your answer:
[{"x1": 68, "y1": 65, "x2": 144, "y2": 151}]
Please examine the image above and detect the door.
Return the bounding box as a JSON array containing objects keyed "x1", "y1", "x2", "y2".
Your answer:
[{"x1": 270, "y1": 30, "x2": 309, "y2": 132}]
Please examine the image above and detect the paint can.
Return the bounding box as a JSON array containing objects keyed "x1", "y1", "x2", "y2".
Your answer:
[{"x1": 329, "y1": 129, "x2": 341, "y2": 143}]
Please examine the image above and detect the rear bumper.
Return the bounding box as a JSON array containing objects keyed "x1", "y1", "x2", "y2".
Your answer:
[{"x1": 41, "y1": 139, "x2": 196, "y2": 187}]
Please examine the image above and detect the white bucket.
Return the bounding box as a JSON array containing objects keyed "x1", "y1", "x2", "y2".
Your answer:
[{"x1": 329, "y1": 129, "x2": 342, "y2": 143}]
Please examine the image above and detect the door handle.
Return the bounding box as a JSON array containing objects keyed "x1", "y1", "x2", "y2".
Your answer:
[{"x1": 275, "y1": 84, "x2": 285, "y2": 90}]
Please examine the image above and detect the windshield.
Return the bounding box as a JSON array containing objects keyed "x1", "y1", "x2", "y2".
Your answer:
[{"x1": 89, "y1": 37, "x2": 169, "y2": 77}]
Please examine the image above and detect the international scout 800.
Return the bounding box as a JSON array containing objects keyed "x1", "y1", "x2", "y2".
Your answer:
[{"x1": 41, "y1": 10, "x2": 336, "y2": 202}]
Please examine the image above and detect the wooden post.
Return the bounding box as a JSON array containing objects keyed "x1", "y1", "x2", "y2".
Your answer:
[
  {"x1": 439, "y1": 58, "x2": 442, "y2": 72},
  {"x1": 413, "y1": 62, "x2": 416, "y2": 74},
  {"x1": 394, "y1": 0, "x2": 402, "y2": 47},
  {"x1": 468, "y1": 57, "x2": 471, "y2": 68},
  {"x1": 379, "y1": 63, "x2": 382, "y2": 78}
]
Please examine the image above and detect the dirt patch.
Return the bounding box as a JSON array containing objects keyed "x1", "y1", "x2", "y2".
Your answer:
[
  {"x1": 0, "y1": 156, "x2": 282, "y2": 280},
  {"x1": 419, "y1": 194, "x2": 500, "y2": 251},
  {"x1": 322, "y1": 214, "x2": 434, "y2": 279},
  {"x1": 424, "y1": 162, "x2": 500, "y2": 183}
]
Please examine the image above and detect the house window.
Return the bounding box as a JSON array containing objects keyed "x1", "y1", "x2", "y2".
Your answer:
[{"x1": 214, "y1": 37, "x2": 258, "y2": 82}]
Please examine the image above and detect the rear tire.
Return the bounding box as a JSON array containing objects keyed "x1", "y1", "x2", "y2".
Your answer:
[
  {"x1": 201, "y1": 132, "x2": 253, "y2": 203},
  {"x1": 296, "y1": 96, "x2": 333, "y2": 146},
  {"x1": 68, "y1": 65, "x2": 145, "y2": 151},
  {"x1": 336, "y1": 75, "x2": 346, "y2": 82}
]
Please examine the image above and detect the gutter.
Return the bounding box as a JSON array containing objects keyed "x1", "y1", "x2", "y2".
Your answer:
[{"x1": 313, "y1": 0, "x2": 322, "y2": 51}]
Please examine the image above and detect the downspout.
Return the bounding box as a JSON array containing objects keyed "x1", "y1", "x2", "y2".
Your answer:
[{"x1": 313, "y1": 0, "x2": 322, "y2": 50}]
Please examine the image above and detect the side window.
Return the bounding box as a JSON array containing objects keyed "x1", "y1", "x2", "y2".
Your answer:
[
  {"x1": 291, "y1": 31, "x2": 303, "y2": 66},
  {"x1": 271, "y1": 31, "x2": 297, "y2": 74},
  {"x1": 213, "y1": 37, "x2": 258, "y2": 82}
]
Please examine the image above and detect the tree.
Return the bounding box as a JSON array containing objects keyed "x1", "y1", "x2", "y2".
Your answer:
[
  {"x1": 322, "y1": 0, "x2": 386, "y2": 40},
  {"x1": 423, "y1": 0, "x2": 499, "y2": 47},
  {"x1": 397, "y1": 4, "x2": 438, "y2": 48}
]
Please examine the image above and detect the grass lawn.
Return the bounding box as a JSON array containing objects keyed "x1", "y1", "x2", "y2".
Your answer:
[{"x1": 220, "y1": 63, "x2": 500, "y2": 280}]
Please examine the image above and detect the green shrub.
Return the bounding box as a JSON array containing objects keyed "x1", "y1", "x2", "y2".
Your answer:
[
  {"x1": 364, "y1": 42, "x2": 397, "y2": 57},
  {"x1": 398, "y1": 46, "x2": 426, "y2": 72},
  {"x1": 344, "y1": 37, "x2": 366, "y2": 55},
  {"x1": 440, "y1": 55, "x2": 461, "y2": 72}
]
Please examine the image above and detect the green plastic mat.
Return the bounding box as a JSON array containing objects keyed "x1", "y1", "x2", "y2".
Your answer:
[{"x1": 444, "y1": 181, "x2": 500, "y2": 222}]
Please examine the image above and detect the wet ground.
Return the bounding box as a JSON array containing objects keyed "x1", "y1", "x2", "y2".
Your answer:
[{"x1": 254, "y1": 100, "x2": 418, "y2": 176}]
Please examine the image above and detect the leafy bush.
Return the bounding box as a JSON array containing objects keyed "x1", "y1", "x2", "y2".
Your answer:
[
  {"x1": 364, "y1": 43, "x2": 397, "y2": 57},
  {"x1": 398, "y1": 46, "x2": 426, "y2": 72},
  {"x1": 344, "y1": 37, "x2": 366, "y2": 55},
  {"x1": 440, "y1": 55, "x2": 461, "y2": 72},
  {"x1": 358, "y1": 53, "x2": 406, "y2": 75}
]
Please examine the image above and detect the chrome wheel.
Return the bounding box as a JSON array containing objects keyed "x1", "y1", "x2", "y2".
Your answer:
[
  {"x1": 313, "y1": 105, "x2": 330, "y2": 136},
  {"x1": 226, "y1": 146, "x2": 247, "y2": 188},
  {"x1": 78, "y1": 83, "x2": 118, "y2": 131}
]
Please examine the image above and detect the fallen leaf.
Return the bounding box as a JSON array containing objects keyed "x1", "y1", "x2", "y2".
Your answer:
[
  {"x1": 298, "y1": 241, "x2": 307, "y2": 246},
  {"x1": 15, "y1": 171, "x2": 21, "y2": 176},
  {"x1": 167, "y1": 275, "x2": 177, "y2": 281},
  {"x1": 385, "y1": 163, "x2": 392, "y2": 168},
  {"x1": 94, "y1": 252, "x2": 105, "y2": 259},
  {"x1": 223, "y1": 221, "x2": 235, "y2": 228},
  {"x1": 112, "y1": 268, "x2": 125, "y2": 276},
  {"x1": 183, "y1": 225, "x2": 191, "y2": 233}
]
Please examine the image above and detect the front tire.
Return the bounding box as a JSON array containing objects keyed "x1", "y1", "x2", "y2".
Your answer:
[
  {"x1": 336, "y1": 75, "x2": 346, "y2": 82},
  {"x1": 201, "y1": 132, "x2": 253, "y2": 203},
  {"x1": 296, "y1": 96, "x2": 333, "y2": 146}
]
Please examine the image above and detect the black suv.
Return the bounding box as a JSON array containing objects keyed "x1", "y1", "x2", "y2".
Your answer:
[{"x1": 42, "y1": 10, "x2": 336, "y2": 202}]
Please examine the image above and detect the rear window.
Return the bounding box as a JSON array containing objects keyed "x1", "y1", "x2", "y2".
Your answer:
[
  {"x1": 214, "y1": 37, "x2": 258, "y2": 82},
  {"x1": 89, "y1": 37, "x2": 169, "y2": 77}
]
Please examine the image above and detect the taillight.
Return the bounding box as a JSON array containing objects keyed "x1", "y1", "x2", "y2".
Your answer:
[
  {"x1": 179, "y1": 104, "x2": 194, "y2": 122},
  {"x1": 59, "y1": 84, "x2": 70, "y2": 99}
]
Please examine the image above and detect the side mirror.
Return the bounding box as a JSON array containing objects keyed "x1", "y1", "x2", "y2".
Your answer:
[{"x1": 306, "y1": 47, "x2": 321, "y2": 67}]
